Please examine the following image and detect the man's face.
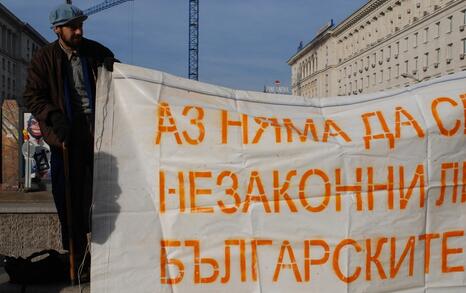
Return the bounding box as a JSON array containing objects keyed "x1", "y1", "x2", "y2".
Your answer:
[{"x1": 54, "y1": 20, "x2": 84, "y2": 48}]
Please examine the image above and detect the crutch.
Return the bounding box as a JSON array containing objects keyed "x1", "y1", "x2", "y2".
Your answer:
[{"x1": 63, "y1": 142, "x2": 77, "y2": 285}]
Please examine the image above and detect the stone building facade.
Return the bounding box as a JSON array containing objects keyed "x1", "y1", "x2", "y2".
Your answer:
[
  {"x1": 288, "y1": 0, "x2": 466, "y2": 97},
  {"x1": 0, "y1": 3, "x2": 48, "y2": 189}
]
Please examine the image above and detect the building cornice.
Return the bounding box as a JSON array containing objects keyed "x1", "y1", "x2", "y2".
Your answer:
[
  {"x1": 288, "y1": 0, "x2": 391, "y2": 65},
  {"x1": 287, "y1": 31, "x2": 331, "y2": 65},
  {"x1": 332, "y1": 0, "x2": 390, "y2": 36},
  {"x1": 0, "y1": 3, "x2": 49, "y2": 45},
  {"x1": 22, "y1": 23, "x2": 49, "y2": 45},
  {"x1": 0, "y1": 3, "x2": 24, "y2": 28}
]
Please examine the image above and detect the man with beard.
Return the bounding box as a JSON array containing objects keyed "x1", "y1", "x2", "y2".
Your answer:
[{"x1": 23, "y1": 3, "x2": 115, "y2": 281}]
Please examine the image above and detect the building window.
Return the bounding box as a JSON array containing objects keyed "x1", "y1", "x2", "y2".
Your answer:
[
  {"x1": 424, "y1": 27, "x2": 429, "y2": 43},
  {"x1": 447, "y1": 43, "x2": 453, "y2": 60},
  {"x1": 463, "y1": 10, "x2": 466, "y2": 25},
  {"x1": 395, "y1": 41, "x2": 400, "y2": 56},
  {"x1": 404, "y1": 37, "x2": 409, "y2": 52},
  {"x1": 446, "y1": 16, "x2": 453, "y2": 33},
  {"x1": 379, "y1": 70, "x2": 383, "y2": 83},
  {"x1": 387, "y1": 67, "x2": 391, "y2": 81},
  {"x1": 6, "y1": 30, "x2": 10, "y2": 53},
  {"x1": 413, "y1": 32, "x2": 418, "y2": 48},
  {"x1": 463, "y1": 39, "x2": 466, "y2": 54},
  {"x1": 434, "y1": 22, "x2": 440, "y2": 38},
  {"x1": 435, "y1": 48, "x2": 440, "y2": 64},
  {"x1": 372, "y1": 72, "x2": 376, "y2": 86},
  {"x1": 387, "y1": 45, "x2": 392, "y2": 59},
  {"x1": 1, "y1": 27, "x2": 5, "y2": 50},
  {"x1": 12, "y1": 34, "x2": 16, "y2": 53},
  {"x1": 396, "y1": 64, "x2": 400, "y2": 77},
  {"x1": 405, "y1": 60, "x2": 409, "y2": 74},
  {"x1": 424, "y1": 53, "x2": 429, "y2": 69},
  {"x1": 414, "y1": 56, "x2": 418, "y2": 72}
]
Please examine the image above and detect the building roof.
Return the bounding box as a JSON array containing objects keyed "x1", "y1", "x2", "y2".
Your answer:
[
  {"x1": 287, "y1": 0, "x2": 387, "y2": 65},
  {"x1": 287, "y1": 27, "x2": 332, "y2": 65},
  {"x1": 0, "y1": 2, "x2": 48, "y2": 46},
  {"x1": 22, "y1": 23, "x2": 48, "y2": 46}
]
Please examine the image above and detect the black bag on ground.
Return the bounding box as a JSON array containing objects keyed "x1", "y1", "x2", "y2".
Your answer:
[{"x1": 3, "y1": 249, "x2": 69, "y2": 284}]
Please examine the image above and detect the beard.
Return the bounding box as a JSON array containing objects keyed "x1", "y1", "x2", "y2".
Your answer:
[{"x1": 60, "y1": 34, "x2": 83, "y2": 49}]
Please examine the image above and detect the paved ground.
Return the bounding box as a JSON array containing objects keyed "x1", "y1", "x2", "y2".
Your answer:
[{"x1": 0, "y1": 191, "x2": 90, "y2": 292}]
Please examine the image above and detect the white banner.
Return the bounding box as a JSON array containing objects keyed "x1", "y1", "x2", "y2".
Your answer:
[{"x1": 91, "y1": 64, "x2": 466, "y2": 293}]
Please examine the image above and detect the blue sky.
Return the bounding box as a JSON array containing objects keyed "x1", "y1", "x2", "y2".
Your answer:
[{"x1": 4, "y1": 0, "x2": 367, "y2": 91}]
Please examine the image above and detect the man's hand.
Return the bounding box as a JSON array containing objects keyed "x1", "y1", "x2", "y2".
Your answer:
[{"x1": 48, "y1": 111, "x2": 70, "y2": 144}]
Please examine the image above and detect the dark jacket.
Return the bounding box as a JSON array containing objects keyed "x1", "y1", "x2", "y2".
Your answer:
[{"x1": 23, "y1": 38, "x2": 114, "y2": 147}]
